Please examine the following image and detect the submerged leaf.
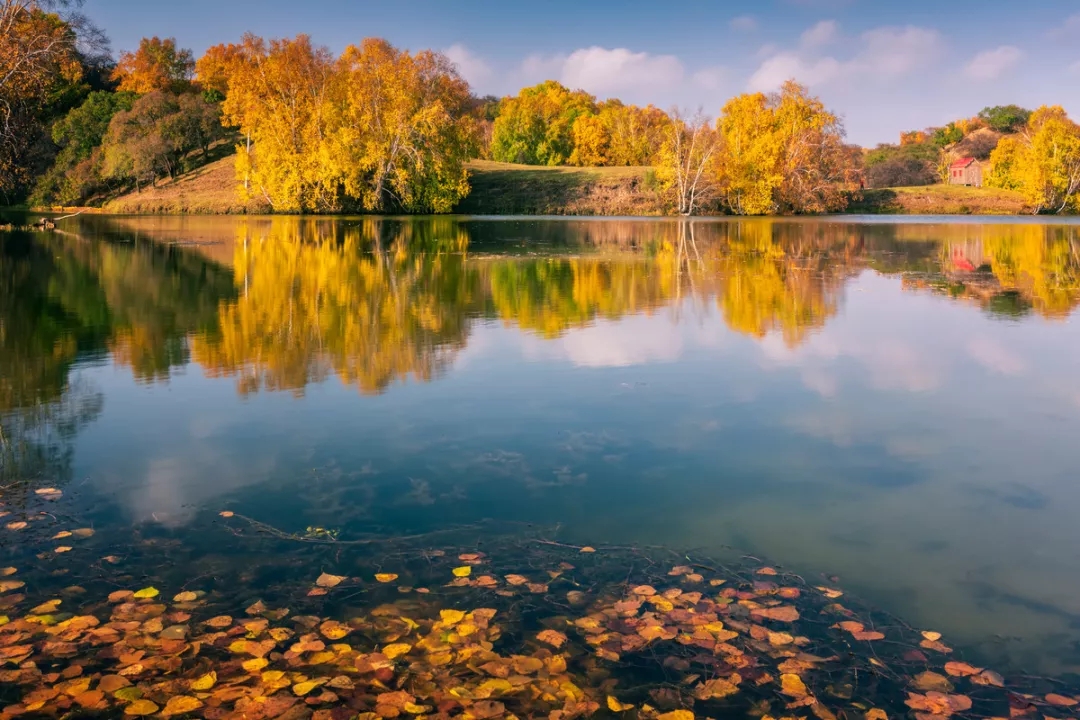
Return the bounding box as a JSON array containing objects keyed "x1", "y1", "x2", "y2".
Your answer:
[
  {"x1": 316, "y1": 573, "x2": 345, "y2": 588},
  {"x1": 781, "y1": 674, "x2": 809, "y2": 698},
  {"x1": 132, "y1": 587, "x2": 159, "y2": 599},
  {"x1": 608, "y1": 696, "x2": 635, "y2": 712},
  {"x1": 537, "y1": 629, "x2": 568, "y2": 648},
  {"x1": 944, "y1": 661, "x2": 982, "y2": 677},
  {"x1": 1045, "y1": 694, "x2": 1078, "y2": 707},
  {"x1": 161, "y1": 696, "x2": 203, "y2": 716},
  {"x1": 124, "y1": 699, "x2": 159, "y2": 716},
  {"x1": 190, "y1": 671, "x2": 217, "y2": 691},
  {"x1": 375, "y1": 573, "x2": 399, "y2": 583},
  {"x1": 452, "y1": 566, "x2": 472, "y2": 577}
]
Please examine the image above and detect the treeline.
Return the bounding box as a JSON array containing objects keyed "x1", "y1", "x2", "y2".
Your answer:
[
  {"x1": 865, "y1": 104, "x2": 1080, "y2": 213},
  {"x1": 4, "y1": 2, "x2": 1076, "y2": 214}
]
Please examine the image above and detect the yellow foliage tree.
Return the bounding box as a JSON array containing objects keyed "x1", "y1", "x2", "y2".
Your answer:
[
  {"x1": 714, "y1": 81, "x2": 851, "y2": 215},
  {"x1": 220, "y1": 35, "x2": 475, "y2": 214},
  {"x1": 326, "y1": 38, "x2": 476, "y2": 213},
  {"x1": 987, "y1": 105, "x2": 1080, "y2": 213}
]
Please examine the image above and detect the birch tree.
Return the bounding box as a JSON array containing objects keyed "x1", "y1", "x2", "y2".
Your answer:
[{"x1": 656, "y1": 109, "x2": 720, "y2": 216}]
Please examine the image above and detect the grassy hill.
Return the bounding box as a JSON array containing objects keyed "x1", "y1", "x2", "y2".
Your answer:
[
  {"x1": 101, "y1": 155, "x2": 267, "y2": 215},
  {"x1": 86, "y1": 154, "x2": 1033, "y2": 217},
  {"x1": 456, "y1": 160, "x2": 664, "y2": 215},
  {"x1": 849, "y1": 184, "x2": 1030, "y2": 215}
]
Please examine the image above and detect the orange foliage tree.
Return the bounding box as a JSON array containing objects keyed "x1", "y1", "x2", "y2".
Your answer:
[{"x1": 112, "y1": 36, "x2": 195, "y2": 93}]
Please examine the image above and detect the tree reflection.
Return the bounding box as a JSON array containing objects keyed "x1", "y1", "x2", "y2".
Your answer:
[
  {"x1": 0, "y1": 225, "x2": 236, "y2": 484},
  {"x1": 3, "y1": 217, "x2": 1079, "y2": 412}
]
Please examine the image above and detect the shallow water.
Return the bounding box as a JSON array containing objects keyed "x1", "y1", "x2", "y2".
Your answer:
[{"x1": 2, "y1": 214, "x2": 1080, "y2": 685}]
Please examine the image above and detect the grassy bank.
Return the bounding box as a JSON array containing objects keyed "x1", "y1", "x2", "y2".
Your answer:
[
  {"x1": 848, "y1": 184, "x2": 1030, "y2": 215},
  {"x1": 35, "y1": 155, "x2": 1041, "y2": 217},
  {"x1": 455, "y1": 160, "x2": 664, "y2": 215}
]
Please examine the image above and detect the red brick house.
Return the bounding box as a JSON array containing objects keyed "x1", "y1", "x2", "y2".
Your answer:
[{"x1": 948, "y1": 157, "x2": 982, "y2": 187}]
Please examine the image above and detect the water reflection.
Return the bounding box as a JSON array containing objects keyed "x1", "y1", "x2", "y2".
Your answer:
[
  {"x1": 3, "y1": 215, "x2": 1080, "y2": 675},
  {"x1": 16, "y1": 216, "x2": 1066, "y2": 402}
]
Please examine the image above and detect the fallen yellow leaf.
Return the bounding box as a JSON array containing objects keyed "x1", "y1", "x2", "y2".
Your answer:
[
  {"x1": 375, "y1": 573, "x2": 398, "y2": 583},
  {"x1": 132, "y1": 587, "x2": 158, "y2": 599},
  {"x1": 124, "y1": 699, "x2": 159, "y2": 716},
  {"x1": 452, "y1": 566, "x2": 472, "y2": 577},
  {"x1": 190, "y1": 671, "x2": 216, "y2": 691},
  {"x1": 607, "y1": 696, "x2": 634, "y2": 712},
  {"x1": 161, "y1": 696, "x2": 203, "y2": 716}
]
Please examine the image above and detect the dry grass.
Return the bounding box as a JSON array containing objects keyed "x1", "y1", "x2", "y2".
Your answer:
[
  {"x1": 850, "y1": 184, "x2": 1030, "y2": 215},
  {"x1": 102, "y1": 156, "x2": 268, "y2": 215}
]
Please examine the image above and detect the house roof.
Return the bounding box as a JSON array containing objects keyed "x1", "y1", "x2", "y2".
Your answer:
[{"x1": 950, "y1": 157, "x2": 977, "y2": 170}]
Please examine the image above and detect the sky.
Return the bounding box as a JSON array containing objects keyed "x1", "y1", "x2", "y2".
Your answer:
[{"x1": 81, "y1": 0, "x2": 1080, "y2": 146}]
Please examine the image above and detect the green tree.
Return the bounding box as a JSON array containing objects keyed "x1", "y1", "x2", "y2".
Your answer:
[
  {"x1": 490, "y1": 81, "x2": 597, "y2": 166},
  {"x1": 978, "y1": 105, "x2": 1032, "y2": 133},
  {"x1": 30, "y1": 90, "x2": 136, "y2": 205}
]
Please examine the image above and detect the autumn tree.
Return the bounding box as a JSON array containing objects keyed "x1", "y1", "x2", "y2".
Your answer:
[
  {"x1": 30, "y1": 89, "x2": 136, "y2": 204},
  {"x1": 655, "y1": 110, "x2": 720, "y2": 215},
  {"x1": 713, "y1": 81, "x2": 851, "y2": 215},
  {"x1": 490, "y1": 81, "x2": 596, "y2": 165},
  {"x1": 194, "y1": 41, "x2": 246, "y2": 98},
  {"x1": 221, "y1": 34, "x2": 337, "y2": 212},
  {"x1": 987, "y1": 106, "x2": 1080, "y2": 213},
  {"x1": 112, "y1": 36, "x2": 194, "y2": 94},
  {"x1": 222, "y1": 34, "x2": 475, "y2": 213},
  {"x1": 0, "y1": 0, "x2": 85, "y2": 198},
  {"x1": 326, "y1": 38, "x2": 477, "y2": 213},
  {"x1": 569, "y1": 100, "x2": 670, "y2": 167},
  {"x1": 101, "y1": 91, "x2": 224, "y2": 189}
]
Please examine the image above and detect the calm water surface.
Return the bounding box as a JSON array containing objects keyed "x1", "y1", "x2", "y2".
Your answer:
[{"x1": 3, "y1": 214, "x2": 1080, "y2": 676}]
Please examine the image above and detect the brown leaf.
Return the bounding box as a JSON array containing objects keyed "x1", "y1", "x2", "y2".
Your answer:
[
  {"x1": 472, "y1": 701, "x2": 505, "y2": 719},
  {"x1": 913, "y1": 672, "x2": 954, "y2": 693},
  {"x1": 695, "y1": 677, "x2": 740, "y2": 700},
  {"x1": 537, "y1": 629, "x2": 567, "y2": 648},
  {"x1": 504, "y1": 574, "x2": 528, "y2": 586},
  {"x1": 752, "y1": 606, "x2": 799, "y2": 622},
  {"x1": 316, "y1": 573, "x2": 345, "y2": 588},
  {"x1": 1045, "y1": 695, "x2": 1078, "y2": 707},
  {"x1": 852, "y1": 631, "x2": 885, "y2": 641},
  {"x1": 971, "y1": 670, "x2": 1004, "y2": 687},
  {"x1": 944, "y1": 661, "x2": 982, "y2": 678}
]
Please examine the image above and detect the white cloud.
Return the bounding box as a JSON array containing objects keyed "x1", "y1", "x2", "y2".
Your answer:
[
  {"x1": 444, "y1": 44, "x2": 495, "y2": 90},
  {"x1": 963, "y1": 46, "x2": 1023, "y2": 81},
  {"x1": 730, "y1": 15, "x2": 758, "y2": 32},
  {"x1": 801, "y1": 20, "x2": 840, "y2": 49},
  {"x1": 748, "y1": 25, "x2": 942, "y2": 92},
  {"x1": 559, "y1": 47, "x2": 685, "y2": 96},
  {"x1": 749, "y1": 53, "x2": 844, "y2": 91},
  {"x1": 692, "y1": 66, "x2": 729, "y2": 91},
  {"x1": 1049, "y1": 14, "x2": 1080, "y2": 39}
]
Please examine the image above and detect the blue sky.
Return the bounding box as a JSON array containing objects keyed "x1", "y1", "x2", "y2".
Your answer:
[{"x1": 82, "y1": 0, "x2": 1080, "y2": 146}]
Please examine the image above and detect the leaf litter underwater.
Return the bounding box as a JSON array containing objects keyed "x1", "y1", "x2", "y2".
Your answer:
[{"x1": 0, "y1": 502, "x2": 1079, "y2": 720}]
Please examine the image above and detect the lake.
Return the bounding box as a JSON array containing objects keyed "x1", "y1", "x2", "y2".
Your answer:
[{"x1": 2, "y1": 214, "x2": 1080, "y2": 716}]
